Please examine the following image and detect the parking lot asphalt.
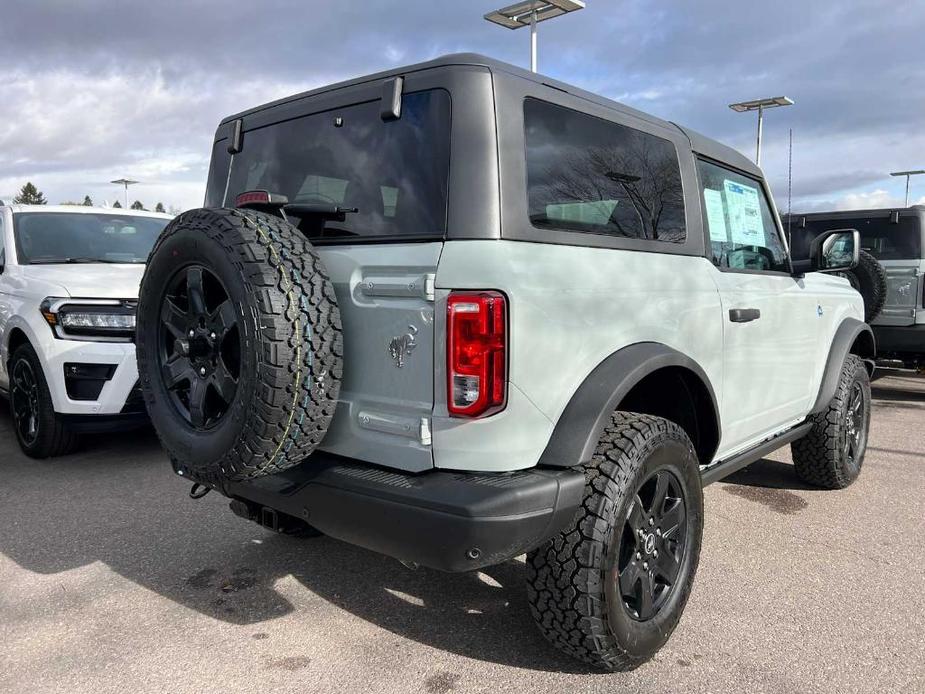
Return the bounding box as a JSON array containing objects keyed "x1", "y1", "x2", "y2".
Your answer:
[{"x1": 1, "y1": 372, "x2": 923, "y2": 694}]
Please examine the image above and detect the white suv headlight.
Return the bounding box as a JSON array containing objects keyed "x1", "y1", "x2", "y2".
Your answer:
[{"x1": 41, "y1": 298, "x2": 137, "y2": 341}]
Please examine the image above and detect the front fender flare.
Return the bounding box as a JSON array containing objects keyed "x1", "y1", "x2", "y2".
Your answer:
[
  {"x1": 537, "y1": 342, "x2": 720, "y2": 469},
  {"x1": 811, "y1": 318, "x2": 875, "y2": 413}
]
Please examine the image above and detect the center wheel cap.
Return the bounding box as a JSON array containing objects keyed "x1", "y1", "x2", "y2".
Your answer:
[{"x1": 643, "y1": 533, "x2": 656, "y2": 555}]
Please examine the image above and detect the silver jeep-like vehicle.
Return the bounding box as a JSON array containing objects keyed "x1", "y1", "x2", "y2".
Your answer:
[{"x1": 135, "y1": 55, "x2": 874, "y2": 670}]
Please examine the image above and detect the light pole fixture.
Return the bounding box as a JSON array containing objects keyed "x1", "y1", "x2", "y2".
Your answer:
[
  {"x1": 484, "y1": 0, "x2": 585, "y2": 73},
  {"x1": 890, "y1": 170, "x2": 925, "y2": 207},
  {"x1": 729, "y1": 96, "x2": 794, "y2": 167},
  {"x1": 110, "y1": 178, "x2": 139, "y2": 208}
]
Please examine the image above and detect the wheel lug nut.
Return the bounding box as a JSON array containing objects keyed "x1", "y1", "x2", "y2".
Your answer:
[
  {"x1": 654, "y1": 550, "x2": 659, "y2": 557},
  {"x1": 648, "y1": 517, "x2": 654, "y2": 526},
  {"x1": 643, "y1": 562, "x2": 648, "y2": 570},
  {"x1": 656, "y1": 528, "x2": 662, "y2": 536},
  {"x1": 636, "y1": 552, "x2": 641, "y2": 560},
  {"x1": 210, "y1": 332, "x2": 216, "y2": 340},
  {"x1": 199, "y1": 367, "x2": 206, "y2": 377},
  {"x1": 189, "y1": 330, "x2": 195, "y2": 338}
]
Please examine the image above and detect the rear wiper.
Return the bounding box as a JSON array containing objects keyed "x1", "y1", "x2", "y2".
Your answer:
[{"x1": 284, "y1": 203, "x2": 359, "y2": 220}]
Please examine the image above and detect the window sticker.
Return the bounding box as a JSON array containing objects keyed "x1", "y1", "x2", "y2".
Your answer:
[
  {"x1": 723, "y1": 179, "x2": 765, "y2": 247},
  {"x1": 703, "y1": 188, "x2": 728, "y2": 242}
]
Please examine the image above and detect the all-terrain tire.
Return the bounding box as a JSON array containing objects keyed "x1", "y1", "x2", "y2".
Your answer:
[
  {"x1": 526, "y1": 413, "x2": 703, "y2": 671},
  {"x1": 791, "y1": 354, "x2": 870, "y2": 489},
  {"x1": 136, "y1": 208, "x2": 342, "y2": 482},
  {"x1": 8, "y1": 343, "x2": 79, "y2": 458},
  {"x1": 841, "y1": 250, "x2": 887, "y2": 322}
]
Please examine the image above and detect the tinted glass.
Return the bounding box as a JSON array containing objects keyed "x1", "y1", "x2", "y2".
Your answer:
[
  {"x1": 787, "y1": 215, "x2": 922, "y2": 261},
  {"x1": 224, "y1": 89, "x2": 451, "y2": 241},
  {"x1": 13, "y1": 213, "x2": 170, "y2": 264},
  {"x1": 524, "y1": 99, "x2": 686, "y2": 243},
  {"x1": 697, "y1": 159, "x2": 789, "y2": 272},
  {"x1": 205, "y1": 139, "x2": 232, "y2": 207}
]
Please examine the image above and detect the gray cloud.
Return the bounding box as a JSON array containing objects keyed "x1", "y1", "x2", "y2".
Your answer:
[{"x1": 1, "y1": 0, "x2": 922, "y2": 210}]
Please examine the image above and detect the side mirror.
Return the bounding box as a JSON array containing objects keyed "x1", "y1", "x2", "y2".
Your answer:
[{"x1": 792, "y1": 228, "x2": 859, "y2": 275}]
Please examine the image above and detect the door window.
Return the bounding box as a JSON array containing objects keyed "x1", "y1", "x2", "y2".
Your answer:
[{"x1": 697, "y1": 159, "x2": 790, "y2": 272}]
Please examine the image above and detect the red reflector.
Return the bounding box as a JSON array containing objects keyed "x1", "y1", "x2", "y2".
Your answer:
[
  {"x1": 447, "y1": 291, "x2": 507, "y2": 417},
  {"x1": 234, "y1": 190, "x2": 271, "y2": 207}
]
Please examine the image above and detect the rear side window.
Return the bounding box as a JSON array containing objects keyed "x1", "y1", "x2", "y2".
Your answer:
[
  {"x1": 697, "y1": 159, "x2": 790, "y2": 273},
  {"x1": 789, "y1": 216, "x2": 922, "y2": 261},
  {"x1": 205, "y1": 140, "x2": 232, "y2": 208},
  {"x1": 224, "y1": 89, "x2": 451, "y2": 241},
  {"x1": 524, "y1": 98, "x2": 686, "y2": 243}
]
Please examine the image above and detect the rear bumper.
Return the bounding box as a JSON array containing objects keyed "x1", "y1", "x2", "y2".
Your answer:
[
  {"x1": 872, "y1": 324, "x2": 925, "y2": 357},
  {"x1": 186, "y1": 454, "x2": 585, "y2": 572}
]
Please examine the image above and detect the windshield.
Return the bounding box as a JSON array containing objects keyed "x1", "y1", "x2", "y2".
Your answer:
[
  {"x1": 222, "y1": 89, "x2": 451, "y2": 242},
  {"x1": 13, "y1": 212, "x2": 169, "y2": 265}
]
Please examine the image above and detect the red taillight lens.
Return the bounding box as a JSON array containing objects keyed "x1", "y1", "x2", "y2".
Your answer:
[
  {"x1": 447, "y1": 291, "x2": 507, "y2": 417},
  {"x1": 235, "y1": 190, "x2": 271, "y2": 207}
]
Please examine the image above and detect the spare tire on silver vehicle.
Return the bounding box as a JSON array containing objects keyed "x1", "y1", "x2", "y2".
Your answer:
[{"x1": 136, "y1": 208, "x2": 342, "y2": 482}]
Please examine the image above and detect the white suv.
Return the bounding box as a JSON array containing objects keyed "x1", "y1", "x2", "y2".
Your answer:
[{"x1": 0, "y1": 205, "x2": 172, "y2": 456}]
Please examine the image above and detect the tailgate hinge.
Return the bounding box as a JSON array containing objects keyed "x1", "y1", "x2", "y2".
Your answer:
[
  {"x1": 423, "y1": 273, "x2": 436, "y2": 302},
  {"x1": 419, "y1": 417, "x2": 432, "y2": 446}
]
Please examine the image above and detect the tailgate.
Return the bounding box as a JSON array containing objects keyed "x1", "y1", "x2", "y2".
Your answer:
[
  {"x1": 314, "y1": 242, "x2": 442, "y2": 472},
  {"x1": 875, "y1": 261, "x2": 921, "y2": 326}
]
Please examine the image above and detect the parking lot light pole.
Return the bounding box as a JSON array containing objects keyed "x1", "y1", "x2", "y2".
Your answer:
[
  {"x1": 110, "y1": 178, "x2": 138, "y2": 208},
  {"x1": 729, "y1": 96, "x2": 794, "y2": 167},
  {"x1": 484, "y1": 1, "x2": 585, "y2": 73},
  {"x1": 890, "y1": 170, "x2": 925, "y2": 207}
]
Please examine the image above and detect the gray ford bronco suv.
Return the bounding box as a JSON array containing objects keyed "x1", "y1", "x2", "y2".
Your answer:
[{"x1": 135, "y1": 54, "x2": 875, "y2": 670}]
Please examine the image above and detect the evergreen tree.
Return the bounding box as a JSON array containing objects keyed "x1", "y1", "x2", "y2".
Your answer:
[
  {"x1": 83, "y1": 195, "x2": 93, "y2": 206},
  {"x1": 112, "y1": 200, "x2": 122, "y2": 208},
  {"x1": 13, "y1": 182, "x2": 47, "y2": 205},
  {"x1": 131, "y1": 200, "x2": 145, "y2": 210},
  {"x1": 154, "y1": 202, "x2": 166, "y2": 213}
]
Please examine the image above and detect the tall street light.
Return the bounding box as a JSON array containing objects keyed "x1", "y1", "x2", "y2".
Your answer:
[
  {"x1": 890, "y1": 169, "x2": 925, "y2": 207},
  {"x1": 110, "y1": 178, "x2": 138, "y2": 208},
  {"x1": 484, "y1": 1, "x2": 585, "y2": 73},
  {"x1": 729, "y1": 96, "x2": 794, "y2": 167}
]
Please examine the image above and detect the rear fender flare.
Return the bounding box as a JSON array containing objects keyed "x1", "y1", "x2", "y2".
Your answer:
[{"x1": 537, "y1": 342, "x2": 720, "y2": 468}]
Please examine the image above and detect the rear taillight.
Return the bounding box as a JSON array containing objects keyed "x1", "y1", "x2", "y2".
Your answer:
[{"x1": 447, "y1": 291, "x2": 507, "y2": 417}]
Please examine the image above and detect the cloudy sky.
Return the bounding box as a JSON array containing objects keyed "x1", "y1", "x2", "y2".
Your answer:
[{"x1": 1, "y1": 0, "x2": 923, "y2": 212}]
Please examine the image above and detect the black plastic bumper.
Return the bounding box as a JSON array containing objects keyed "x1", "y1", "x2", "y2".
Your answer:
[
  {"x1": 208, "y1": 454, "x2": 585, "y2": 572},
  {"x1": 872, "y1": 324, "x2": 925, "y2": 357}
]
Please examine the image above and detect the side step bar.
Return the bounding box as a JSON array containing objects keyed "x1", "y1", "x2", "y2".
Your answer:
[{"x1": 700, "y1": 421, "x2": 813, "y2": 486}]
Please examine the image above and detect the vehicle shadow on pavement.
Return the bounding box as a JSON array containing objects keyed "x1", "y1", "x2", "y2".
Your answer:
[
  {"x1": 0, "y1": 401, "x2": 594, "y2": 675},
  {"x1": 721, "y1": 458, "x2": 816, "y2": 492}
]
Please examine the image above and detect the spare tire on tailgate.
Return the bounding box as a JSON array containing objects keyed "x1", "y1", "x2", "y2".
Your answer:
[
  {"x1": 840, "y1": 249, "x2": 887, "y2": 323},
  {"x1": 136, "y1": 208, "x2": 343, "y2": 482}
]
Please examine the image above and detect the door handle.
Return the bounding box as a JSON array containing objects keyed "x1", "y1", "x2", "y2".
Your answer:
[{"x1": 729, "y1": 308, "x2": 760, "y2": 323}]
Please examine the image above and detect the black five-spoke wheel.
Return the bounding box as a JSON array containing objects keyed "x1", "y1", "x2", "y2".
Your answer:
[
  {"x1": 159, "y1": 265, "x2": 241, "y2": 429},
  {"x1": 10, "y1": 358, "x2": 40, "y2": 446},
  {"x1": 617, "y1": 469, "x2": 688, "y2": 621}
]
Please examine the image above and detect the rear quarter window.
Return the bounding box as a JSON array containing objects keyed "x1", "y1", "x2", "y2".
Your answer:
[{"x1": 524, "y1": 98, "x2": 686, "y2": 243}]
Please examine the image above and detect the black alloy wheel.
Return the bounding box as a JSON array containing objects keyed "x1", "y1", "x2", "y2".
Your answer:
[
  {"x1": 844, "y1": 381, "x2": 865, "y2": 470},
  {"x1": 10, "y1": 358, "x2": 40, "y2": 445},
  {"x1": 616, "y1": 468, "x2": 688, "y2": 621},
  {"x1": 158, "y1": 265, "x2": 241, "y2": 429}
]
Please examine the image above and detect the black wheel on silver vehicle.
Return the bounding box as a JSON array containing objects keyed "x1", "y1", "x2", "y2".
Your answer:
[
  {"x1": 136, "y1": 208, "x2": 343, "y2": 482},
  {"x1": 527, "y1": 412, "x2": 703, "y2": 672},
  {"x1": 158, "y1": 265, "x2": 241, "y2": 429},
  {"x1": 8, "y1": 344, "x2": 78, "y2": 458},
  {"x1": 615, "y1": 469, "x2": 689, "y2": 621},
  {"x1": 791, "y1": 354, "x2": 870, "y2": 489}
]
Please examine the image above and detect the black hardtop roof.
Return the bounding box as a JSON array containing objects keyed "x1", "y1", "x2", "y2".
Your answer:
[
  {"x1": 220, "y1": 52, "x2": 761, "y2": 178},
  {"x1": 784, "y1": 206, "x2": 925, "y2": 220}
]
